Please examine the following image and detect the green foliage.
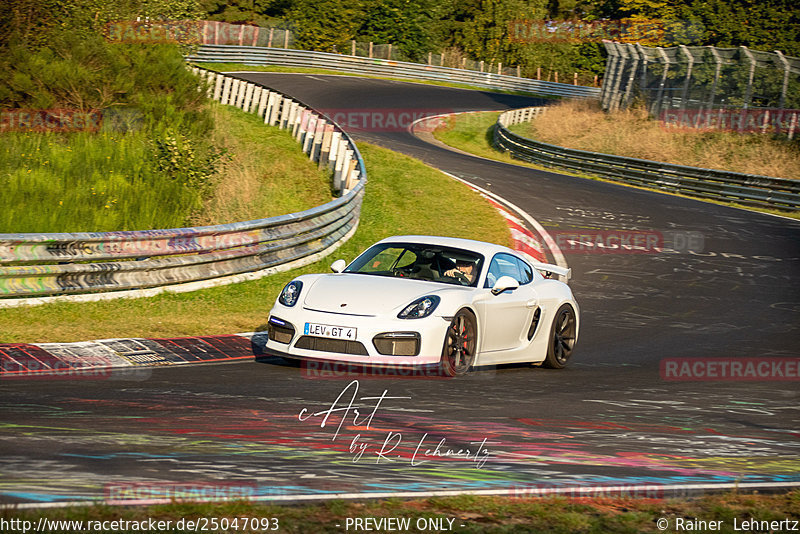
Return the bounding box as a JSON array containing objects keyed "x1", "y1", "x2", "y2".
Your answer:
[
  {"x1": 358, "y1": 0, "x2": 434, "y2": 61},
  {"x1": 0, "y1": 130, "x2": 199, "y2": 232},
  {"x1": 0, "y1": 0, "x2": 228, "y2": 233},
  {"x1": 287, "y1": 0, "x2": 363, "y2": 51},
  {"x1": 153, "y1": 129, "x2": 226, "y2": 194}
]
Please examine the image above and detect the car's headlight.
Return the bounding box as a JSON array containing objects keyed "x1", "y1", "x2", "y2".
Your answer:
[
  {"x1": 278, "y1": 280, "x2": 303, "y2": 307},
  {"x1": 397, "y1": 295, "x2": 440, "y2": 319}
]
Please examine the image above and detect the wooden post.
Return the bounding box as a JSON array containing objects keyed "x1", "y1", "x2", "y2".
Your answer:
[
  {"x1": 268, "y1": 27, "x2": 273, "y2": 47},
  {"x1": 517, "y1": 65, "x2": 521, "y2": 77},
  {"x1": 387, "y1": 43, "x2": 392, "y2": 59},
  {"x1": 554, "y1": 71, "x2": 558, "y2": 83},
  {"x1": 351, "y1": 40, "x2": 356, "y2": 56},
  {"x1": 594, "y1": 74, "x2": 598, "y2": 87},
  {"x1": 788, "y1": 112, "x2": 797, "y2": 140},
  {"x1": 479, "y1": 60, "x2": 484, "y2": 72},
  {"x1": 284, "y1": 30, "x2": 289, "y2": 48},
  {"x1": 498, "y1": 62, "x2": 502, "y2": 75},
  {"x1": 537, "y1": 67, "x2": 541, "y2": 80},
  {"x1": 573, "y1": 72, "x2": 578, "y2": 85},
  {"x1": 428, "y1": 52, "x2": 432, "y2": 65},
  {"x1": 369, "y1": 41, "x2": 373, "y2": 58}
]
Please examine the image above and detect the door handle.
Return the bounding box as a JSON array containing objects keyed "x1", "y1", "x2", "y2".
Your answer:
[{"x1": 526, "y1": 300, "x2": 537, "y2": 308}]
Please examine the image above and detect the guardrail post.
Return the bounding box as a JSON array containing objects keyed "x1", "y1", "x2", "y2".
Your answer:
[
  {"x1": 249, "y1": 85, "x2": 262, "y2": 113},
  {"x1": 269, "y1": 94, "x2": 282, "y2": 125},
  {"x1": 243, "y1": 82, "x2": 255, "y2": 111},
  {"x1": 279, "y1": 97, "x2": 292, "y2": 128},
  {"x1": 295, "y1": 108, "x2": 309, "y2": 141},
  {"x1": 221, "y1": 76, "x2": 232, "y2": 105},
  {"x1": 230, "y1": 79, "x2": 241, "y2": 106},
  {"x1": 213, "y1": 73, "x2": 224, "y2": 101},
  {"x1": 345, "y1": 159, "x2": 359, "y2": 191},
  {"x1": 319, "y1": 124, "x2": 334, "y2": 169},
  {"x1": 288, "y1": 102, "x2": 301, "y2": 136},
  {"x1": 302, "y1": 114, "x2": 318, "y2": 154},
  {"x1": 311, "y1": 119, "x2": 326, "y2": 161},
  {"x1": 256, "y1": 88, "x2": 269, "y2": 118},
  {"x1": 328, "y1": 131, "x2": 342, "y2": 172}
]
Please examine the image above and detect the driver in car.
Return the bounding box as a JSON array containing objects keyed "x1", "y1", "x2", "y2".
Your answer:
[{"x1": 444, "y1": 259, "x2": 477, "y2": 284}]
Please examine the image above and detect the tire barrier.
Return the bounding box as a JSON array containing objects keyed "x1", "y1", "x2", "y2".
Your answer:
[
  {"x1": 0, "y1": 67, "x2": 367, "y2": 306},
  {"x1": 186, "y1": 45, "x2": 601, "y2": 100},
  {"x1": 494, "y1": 107, "x2": 800, "y2": 212}
]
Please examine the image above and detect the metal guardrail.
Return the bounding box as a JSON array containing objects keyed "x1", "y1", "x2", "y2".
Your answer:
[
  {"x1": 494, "y1": 107, "x2": 800, "y2": 212},
  {"x1": 0, "y1": 67, "x2": 367, "y2": 304},
  {"x1": 186, "y1": 45, "x2": 602, "y2": 100}
]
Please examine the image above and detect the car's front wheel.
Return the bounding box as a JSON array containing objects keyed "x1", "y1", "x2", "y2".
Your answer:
[
  {"x1": 543, "y1": 303, "x2": 577, "y2": 369},
  {"x1": 440, "y1": 309, "x2": 477, "y2": 377}
]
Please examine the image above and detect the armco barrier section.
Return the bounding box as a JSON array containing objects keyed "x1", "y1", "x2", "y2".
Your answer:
[
  {"x1": 0, "y1": 67, "x2": 366, "y2": 304},
  {"x1": 494, "y1": 107, "x2": 800, "y2": 212},
  {"x1": 186, "y1": 45, "x2": 601, "y2": 100}
]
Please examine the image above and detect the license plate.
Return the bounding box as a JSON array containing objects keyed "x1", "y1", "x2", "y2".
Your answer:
[{"x1": 304, "y1": 322, "x2": 357, "y2": 340}]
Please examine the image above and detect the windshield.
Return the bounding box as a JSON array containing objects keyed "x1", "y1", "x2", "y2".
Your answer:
[{"x1": 344, "y1": 243, "x2": 484, "y2": 287}]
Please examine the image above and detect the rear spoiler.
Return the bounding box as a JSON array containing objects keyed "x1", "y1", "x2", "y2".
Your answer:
[{"x1": 532, "y1": 261, "x2": 571, "y2": 281}]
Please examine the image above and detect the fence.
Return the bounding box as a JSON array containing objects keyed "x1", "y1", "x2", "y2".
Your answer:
[
  {"x1": 186, "y1": 45, "x2": 601, "y2": 100},
  {"x1": 494, "y1": 107, "x2": 800, "y2": 212},
  {"x1": 0, "y1": 68, "x2": 367, "y2": 306},
  {"x1": 600, "y1": 40, "x2": 800, "y2": 137},
  {"x1": 196, "y1": 21, "x2": 596, "y2": 85}
]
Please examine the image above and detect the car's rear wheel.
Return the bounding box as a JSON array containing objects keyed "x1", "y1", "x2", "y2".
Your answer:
[
  {"x1": 440, "y1": 309, "x2": 477, "y2": 376},
  {"x1": 543, "y1": 304, "x2": 576, "y2": 369}
]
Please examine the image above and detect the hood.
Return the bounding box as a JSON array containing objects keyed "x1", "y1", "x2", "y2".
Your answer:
[{"x1": 302, "y1": 274, "x2": 449, "y2": 316}]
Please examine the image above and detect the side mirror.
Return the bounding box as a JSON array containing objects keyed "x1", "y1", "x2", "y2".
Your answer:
[
  {"x1": 331, "y1": 259, "x2": 347, "y2": 273},
  {"x1": 491, "y1": 275, "x2": 519, "y2": 295}
]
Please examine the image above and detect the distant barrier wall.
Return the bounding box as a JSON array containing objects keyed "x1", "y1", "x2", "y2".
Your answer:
[
  {"x1": 494, "y1": 107, "x2": 800, "y2": 212},
  {"x1": 186, "y1": 45, "x2": 601, "y2": 100}
]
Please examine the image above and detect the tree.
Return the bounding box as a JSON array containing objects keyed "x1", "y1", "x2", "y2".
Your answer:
[
  {"x1": 358, "y1": 0, "x2": 434, "y2": 61},
  {"x1": 287, "y1": 0, "x2": 364, "y2": 51}
]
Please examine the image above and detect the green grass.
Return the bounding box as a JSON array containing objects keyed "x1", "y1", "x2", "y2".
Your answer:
[
  {"x1": 0, "y1": 103, "x2": 334, "y2": 234},
  {"x1": 0, "y1": 143, "x2": 511, "y2": 343},
  {"x1": 2, "y1": 491, "x2": 798, "y2": 533},
  {"x1": 432, "y1": 111, "x2": 800, "y2": 220},
  {"x1": 0, "y1": 129, "x2": 198, "y2": 233},
  {"x1": 197, "y1": 103, "x2": 334, "y2": 225},
  {"x1": 194, "y1": 62, "x2": 559, "y2": 98}
]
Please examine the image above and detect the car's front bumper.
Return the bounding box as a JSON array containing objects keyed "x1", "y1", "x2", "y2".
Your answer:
[{"x1": 264, "y1": 306, "x2": 450, "y2": 366}]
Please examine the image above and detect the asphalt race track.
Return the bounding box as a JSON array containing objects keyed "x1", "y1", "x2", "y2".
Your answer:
[{"x1": 1, "y1": 74, "x2": 799, "y2": 505}]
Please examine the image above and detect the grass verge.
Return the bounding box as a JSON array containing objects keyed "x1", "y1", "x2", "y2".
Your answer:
[
  {"x1": 2, "y1": 491, "x2": 798, "y2": 533},
  {"x1": 0, "y1": 128, "x2": 199, "y2": 233},
  {"x1": 195, "y1": 103, "x2": 333, "y2": 225},
  {"x1": 0, "y1": 143, "x2": 511, "y2": 343},
  {"x1": 432, "y1": 111, "x2": 800, "y2": 220},
  {"x1": 509, "y1": 99, "x2": 800, "y2": 180},
  {"x1": 0, "y1": 103, "x2": 333, "y2": 233}
]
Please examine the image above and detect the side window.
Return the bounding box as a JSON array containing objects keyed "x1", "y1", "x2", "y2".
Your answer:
[
  {"x1": 484, "y1": 253, "x2": 521, "y2": 288},
  {"x1": 515, "y1": 257, "x2": 534, "y2": 285}
]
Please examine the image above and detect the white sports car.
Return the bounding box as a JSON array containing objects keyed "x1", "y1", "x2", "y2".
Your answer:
[{"x1": 265, "y1": 236, "x2": 579, "y2": 376}]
